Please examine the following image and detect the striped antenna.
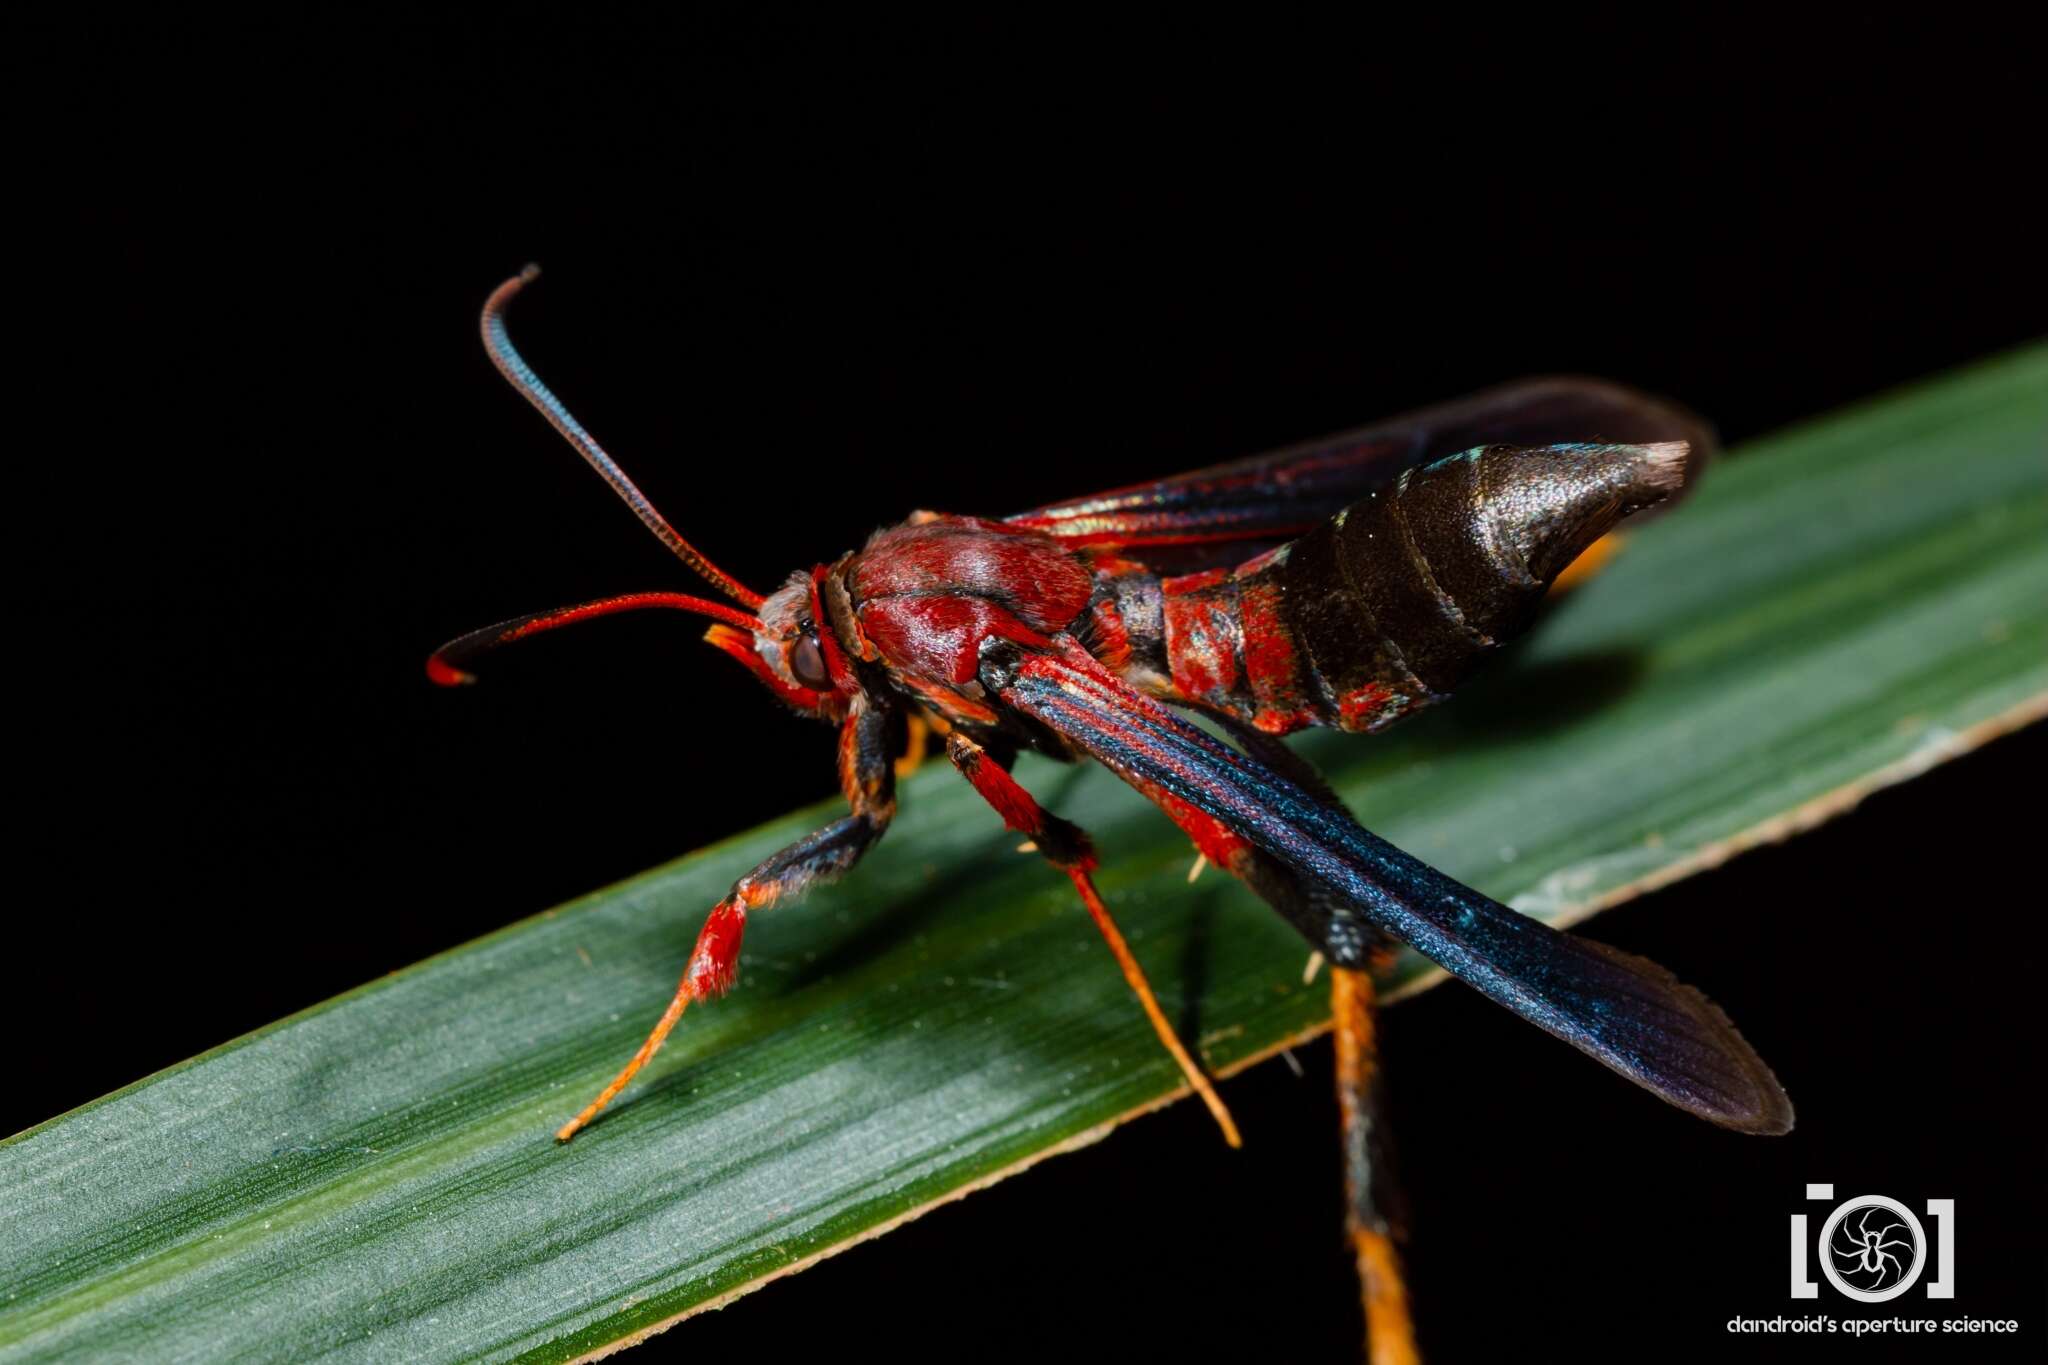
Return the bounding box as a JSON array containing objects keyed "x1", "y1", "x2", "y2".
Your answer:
[{"x1": 480, "y1": 266, "x2": 766, "y2": 609}]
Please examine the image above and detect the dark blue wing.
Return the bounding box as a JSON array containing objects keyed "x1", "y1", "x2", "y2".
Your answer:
[{"x1": 996, "y1": 644, "x2": 1792, "y2": 1135}]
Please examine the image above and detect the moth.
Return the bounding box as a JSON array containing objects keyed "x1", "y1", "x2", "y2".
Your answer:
[{"x1": 433, "y1": 267, "x2": 1791, "y2": 1360}]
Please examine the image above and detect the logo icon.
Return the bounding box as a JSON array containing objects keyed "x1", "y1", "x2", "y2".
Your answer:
[
  {"x1": 1790, "y1": 1186, "x2": 1954, "y2": 1301},
  {"x1": 1818, "y1": 1196, "x2": 1923, "y2": 1302}
]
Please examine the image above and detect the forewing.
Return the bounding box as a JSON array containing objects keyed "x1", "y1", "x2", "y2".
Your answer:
[
  {"x1": 996, "y1": 643, "x2": 1791, "y2": 1134},
  {"x1": 1005, "y1": 377, "x2": 1716, "y2": 568}
]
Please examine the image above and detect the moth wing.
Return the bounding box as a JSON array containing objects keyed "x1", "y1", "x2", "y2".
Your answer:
[
  {"x1": 997, "y1": 643, "x2": 1791, "y2": 1135},
  {"x1": 1004, "y1": 377, "x2": 1715, "y2": 570}
]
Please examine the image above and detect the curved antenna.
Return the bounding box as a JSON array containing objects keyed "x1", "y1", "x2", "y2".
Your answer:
[
  {"x1": 481, "y1": 266, "x2": 766, "y2": 609},
  {"x1": 427, "y1": 591, "x2": 763, "y2": 686}
]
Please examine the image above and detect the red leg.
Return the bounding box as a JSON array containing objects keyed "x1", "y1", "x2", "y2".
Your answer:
[
  {"x1": 946, "y1": 731, "x2": 1241, "y2": 1147},
  {"x1": 556, "y1": 694, "x2": 897, "y2": 1141}
]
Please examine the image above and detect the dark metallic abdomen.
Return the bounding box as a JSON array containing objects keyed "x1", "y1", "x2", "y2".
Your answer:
[{"x1": 1124, "y1": 441, "x2": 1689, "y2": 734}]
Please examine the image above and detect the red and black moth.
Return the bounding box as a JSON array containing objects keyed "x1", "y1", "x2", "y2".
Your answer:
[{"x1": 432, "y1": 267, "x2": 1792, "y2": 1361}]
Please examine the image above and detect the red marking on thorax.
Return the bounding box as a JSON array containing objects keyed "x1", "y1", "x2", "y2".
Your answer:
[
  {"x1": 859, "y1": 595, "x2": 1050, "y2": 685},
  {"x1": 853, "y1": 520, "x2": 1092, "y2": 630},
  {"x1": 851, "y1": 518, "x2": 1091, "y2": 686}
]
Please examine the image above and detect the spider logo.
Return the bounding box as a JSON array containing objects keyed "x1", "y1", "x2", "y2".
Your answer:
[{"x1": 1818, "y1": 1196, "x2": 1926, "y2": 1303}]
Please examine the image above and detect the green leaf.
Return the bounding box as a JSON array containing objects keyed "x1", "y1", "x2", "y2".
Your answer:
[{"x1": 6, "y1": 350, "x2": 2044, "y2": 1363}]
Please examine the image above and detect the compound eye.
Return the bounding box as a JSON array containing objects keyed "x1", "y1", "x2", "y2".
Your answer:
[{"x1": 790, "y1": 632, "x2": 830, "y2": 689}]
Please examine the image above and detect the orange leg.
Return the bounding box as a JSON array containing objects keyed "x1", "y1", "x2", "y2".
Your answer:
[
  {"x1": 894, "y1": 711, "x2": 932, "y2": 778},
  {"x1": 1333, "y1": 965, "x2": 1419, "y2": 1365},
  {"x1": 557, "y1": 695, "x2": 897, "y2": 1141},
  {"x1": 1068, "y1": 864, "x2": 1242, "y2": 1147},
  {"x1": 1548, "y1": 529, "x2": 1625, "y2": 596},
  {"x1": 556, "y1": 897, "x2": 741, "y2": 1141},
  {"x1": 946, "y1": 731, "x2": 1241, "y2": 1147}
]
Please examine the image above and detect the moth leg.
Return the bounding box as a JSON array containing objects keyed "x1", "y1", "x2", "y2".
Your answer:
[
  {"x1": 556, "y1": 693, "x2": 897, "y2": 1141},
  {"x1": 1203, "y1": 726, "x2": 1419, "y2": 1362},
  {"x1": 1547, "y1": 530, "x2": 1626, "y2": 596},
  {"x1": 895, "y1": 710, "x2": 932, "y2": 778},
  {"x1": 1333, "y1": 964, "x2": 1419, "y2": 1365},
  {"x1": 1226, "y1": 821, "x2": 1421, "y2": 1363},
  {"x1": 945, "y1": 730, "x2": 1242, "y2": 1147}
]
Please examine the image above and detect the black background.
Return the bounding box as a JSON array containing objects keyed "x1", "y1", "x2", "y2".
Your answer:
[{"x1": 19, "y1": 15, "x2": 2044, "y2": 1362}]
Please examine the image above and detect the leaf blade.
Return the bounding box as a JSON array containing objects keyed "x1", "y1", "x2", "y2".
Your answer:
[{"x1": 5, "y1": 347, "x2": 2044, "y2": 1362}]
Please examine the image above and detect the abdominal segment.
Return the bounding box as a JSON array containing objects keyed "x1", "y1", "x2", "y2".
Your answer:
[{"x1": 1127, "y1": 441, "x2": 1689, "y2": 734}]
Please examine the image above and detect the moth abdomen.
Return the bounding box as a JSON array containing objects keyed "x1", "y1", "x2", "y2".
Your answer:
[{"x1": 1157, "y1": 441, "x2": 1691, "y2": 733}]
